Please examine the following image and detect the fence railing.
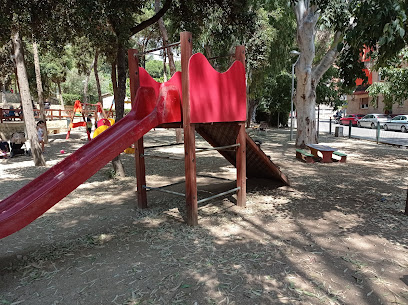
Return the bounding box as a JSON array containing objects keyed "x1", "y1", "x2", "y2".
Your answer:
[{"x1": 0, "y1": 108, "x2": 115, "y2": 123}]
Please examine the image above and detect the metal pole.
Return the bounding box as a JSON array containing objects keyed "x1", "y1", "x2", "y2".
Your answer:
[
  {"x1": 329, "y1": 117, "x2": 332, "y2": 135},
  {"x1": 376, "y1": 122, "x2": 380, "y2": 144},
  {"x1": 317, "y1": 104, "x2": 320, "y2": 138},
  {"x1": 348, "y1": 120, "x2": 352, "y2": 138},
  {"x1": 197, "y1": 187, "x2": 241, "y2": 205},
  {"x1": 290, "y1": 56, "x2": 300, "y2": 141},
  {"x1": 290, "y1": 62, "x2": 295, "y2": 141}
]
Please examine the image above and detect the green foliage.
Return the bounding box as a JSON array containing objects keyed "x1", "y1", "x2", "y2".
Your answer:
[
  {"x1": 367, "y1": 48, "x2": 408, "y2": 110},
  {"x1": 347, "y1": 0, "x2": 407, "y2": 67},
  {"x1": 316, "y1": 66, "x2": 347, "y2": 109},
  {"x1": 62, "y1": 66, "x2": 112, "y2": 102},
  {"x1": 256, "y1": 71, "x2": 292, "y2": 126},
  {"x1": 145, "y1": 59, "x2": 167, "y2": 81},
  {"x1": 62, "y1": 93, "x2": 81, "y2": 106}
]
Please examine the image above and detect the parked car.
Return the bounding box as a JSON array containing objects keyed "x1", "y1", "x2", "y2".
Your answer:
[
  {"x1": 357, "y1": 114, "x2": 390, "y2": 129},
  {"x1": 340, "y1": 114, "x2": 364, "y2": 126},
  {"x1": 383, "y1": 115, "x2": 408, "y2": 132}
]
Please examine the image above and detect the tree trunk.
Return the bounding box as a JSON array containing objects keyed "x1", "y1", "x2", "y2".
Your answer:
[
  {"x1": 155, "y1": 0, "x2": 182, "y2": 142},
  {"x1": 32, "y1": 39, "x2": 48, "y2": 144},
  {"x1": 294, "y1": 3, "x2": 318, "y2": 148},
  {"x1": 57, "y1": 82, "x2": 64, "y2": 107},
  {"x1": 1, "y1": 82, "x2": 6, "y2": 106},
  {"x1": 83, "y1": 60, "x2": 94, "y2": 104},
  {"x1": 247, "y1": 98, "x2": 258, "y2": 128},
  {"x1": 162, "y1": 52, "x2": 168, "y2": 82},
  {"x1": 94, "y1": 50, "x2": 102, "y2": 103},
  {"x1": 11, "y1": 28, "x2": 45, "y2": 166},
  {"x1": 116, "y1": 47, "x2": 126, "y2": 120},
  {"x1": 110, "y1": 48, "x2": 125, "y2": 177},
  {"x1": 293, "y1": 2, "x2": 341, "y2": 147}
]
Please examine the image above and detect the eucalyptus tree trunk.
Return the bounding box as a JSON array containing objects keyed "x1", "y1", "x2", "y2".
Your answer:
[
  {"x1": 32, "y1": 40, "x2": 48, "y2": 144},
  {"x1": 11, "y1": 28, "x2": 45, "y2": 166},
  {"x1": 293, "y1": 1, "x2": 340, "y2": 147},
  {"x1": 94, "y1": 50, "x2": 102, "y2": 103}
]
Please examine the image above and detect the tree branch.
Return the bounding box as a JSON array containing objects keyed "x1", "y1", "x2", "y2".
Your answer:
[
  {"x1": 293, "y1": 0, "x2": 305, "y2": 24},
  {"x1": 313, "y1": 31, "x2": 343, "y2": 82},
  {"x1": 130, "y1": 0, "x2": 172, "y2": 35}
]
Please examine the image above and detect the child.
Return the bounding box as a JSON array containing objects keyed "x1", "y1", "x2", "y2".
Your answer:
[
  {"x1": 86, "y1": 114, "x2": 93, "y2": 135},
  {"x1": 37, "y1": 120, "x2": 45, "y2": 152},
  {"x1": 0, "y1": 137, "x2": 9, "y2": 158}
]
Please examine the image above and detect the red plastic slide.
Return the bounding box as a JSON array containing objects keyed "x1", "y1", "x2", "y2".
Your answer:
[{"x1": 0, "y1": 85, "x2": 181, "y2": 239}]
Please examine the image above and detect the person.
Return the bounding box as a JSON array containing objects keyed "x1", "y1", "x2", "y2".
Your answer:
[
  {"x1": 86, "y1": 114, "x2": 93, "y2": 135},
  {"x1": 0, "y1": 136, "x2": 9, "y2": 158},
  {"x1": 44, "y1": 99, "x2": 50, "y2": 109},
  {"x1": 37, "y1": 120, "x2": 45, "y2": 152}
]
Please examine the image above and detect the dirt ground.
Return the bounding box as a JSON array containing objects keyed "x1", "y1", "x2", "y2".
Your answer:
[{"x1": 0, "y1": 127, "x2": 407, "y2": 305}]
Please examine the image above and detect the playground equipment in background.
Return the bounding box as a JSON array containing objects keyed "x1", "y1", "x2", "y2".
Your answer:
[
  {"x1": 92, "y1": 118, "x2": 115, "y2": 138},
  {"x1": 65, "y1": 100, "x2": 90, "y2": 140},
  {"x1": 0, "y1": 32, "x2": 289, "y2": 239},
  {"x1": 66, "y1": 101, "x2": 109, "y2": 140}
]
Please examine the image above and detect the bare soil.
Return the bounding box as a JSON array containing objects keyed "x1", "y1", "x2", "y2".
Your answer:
[{"x1": 0, "y1": 127, "x2": 407, "y2": 305}]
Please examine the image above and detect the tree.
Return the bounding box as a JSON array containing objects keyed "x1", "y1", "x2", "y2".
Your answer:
[
  {"x1": 32, "y1": 39, "x2": 48, "y2": 143},
  {"x1": 11, "y1": 27, "x2": 45, "y2": 166},
  {"x1": 290, "y1": 0, "x2": 407, "y2": 147},
  {"x1": 367, "y1": 48, "x2": 408, "y2": 111}
]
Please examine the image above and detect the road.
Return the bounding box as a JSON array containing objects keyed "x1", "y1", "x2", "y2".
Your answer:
[{"x1": 315, "y1": 119, "x2": 408, "y2": 147}]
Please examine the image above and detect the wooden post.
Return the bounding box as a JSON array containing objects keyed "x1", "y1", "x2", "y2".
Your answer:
[
  {"x1": 128, "y1": 49, "x2": 147, "y2": 208},
  {"x1": 236, "y1": 123, "x2": 246, "y2": 207},
  {"x1": 181, "y1": 32, "x2": 198, "y2": 226},
  {"x1": 235, "y1": 46, "x2": 247, "y2": 207},
  {"x1": 135, "y1": 137, "x2": 147, "y2": 208}
]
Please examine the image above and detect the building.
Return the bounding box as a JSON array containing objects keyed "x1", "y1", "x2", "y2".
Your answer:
[
  {"x1": 346, "y1": 49, "x2": 408, "y2": 115},
  {"x1": 102, "y1": 93, "x2": 132, "y2": 111}
]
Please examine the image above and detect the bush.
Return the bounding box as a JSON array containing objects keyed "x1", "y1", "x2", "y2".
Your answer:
[
  {"x1": 62, "y1": 93, "x2": 81, "y2": 106},
  {"x1": 255, "y1": 108, "x2": 289, "y2": 127}
]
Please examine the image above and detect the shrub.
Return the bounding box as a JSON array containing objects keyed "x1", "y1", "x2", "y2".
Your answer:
[{"x1": 62, "y1": 93, "x2": 81, "y2": 106}]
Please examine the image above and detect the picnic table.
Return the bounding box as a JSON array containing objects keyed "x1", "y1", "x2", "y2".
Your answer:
[{"x1": 306, "y1": 143, "x2": 338, "y2": 163}]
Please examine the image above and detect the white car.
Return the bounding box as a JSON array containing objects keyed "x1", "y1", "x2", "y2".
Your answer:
[
  {"x1": 383, "y1": 115, "x2": 408, "y2": 132},
  {"x1": 357, "y1": 114, "x2": 389, "y2": 129}
]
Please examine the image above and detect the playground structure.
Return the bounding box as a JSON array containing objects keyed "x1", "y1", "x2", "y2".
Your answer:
[
  {"x1": 129, "y1": 32, "x2": 289, "y2": 225},
  {"x1": 66, "y1": 100, "x2": 109, "y2": 140},
  {"x1": 0, "y1": 32, "x2": 289, "y2": 239}
]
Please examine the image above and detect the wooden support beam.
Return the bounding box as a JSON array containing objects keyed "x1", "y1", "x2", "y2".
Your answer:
[
  {"x1": 235, "y1": 46, "x2": 247, "y2": 207},
  {"x1": 135, "y1": 138, "x2": 147, "y2": 208},
  {"x1": 181, "y1": 32, "x2": 198, "y2": 226},
  {"x1": 236, "y1": 123, "x2": 246, "y2": 207},
  {"x1": 128, "y1": 49, "x2": 147, "y2": 208}
]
